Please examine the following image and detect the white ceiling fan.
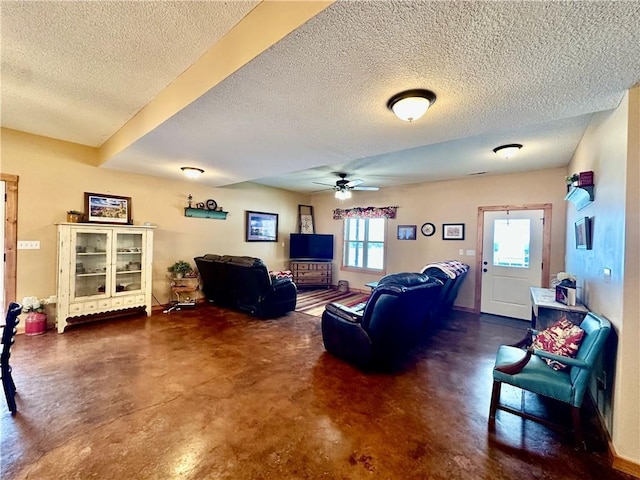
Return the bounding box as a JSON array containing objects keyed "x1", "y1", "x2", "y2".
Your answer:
[{"x1": 313, "y1": 173, "x2": 380, "y2": 199}]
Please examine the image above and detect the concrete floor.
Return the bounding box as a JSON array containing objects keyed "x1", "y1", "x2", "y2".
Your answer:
[{"x1": 1, "y1": 306, "x2": 632, "y2": 479}]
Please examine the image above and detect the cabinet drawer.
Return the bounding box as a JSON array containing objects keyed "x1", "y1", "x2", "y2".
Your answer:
[
  {"x1": 69, "y1": 303, "x2": 83, "y2": 314},
  {"x1": 292, "y1": 263, "x2": 310, "y2": 270},
  {"x1": 112, "y1": 297, "x2": 124, "y2": 307},
  {"x1": 123, "y1": 295, "x2": 137, "y2": 306},
  {"x1": 83, "y1": 301, "x2": 98, "y2": 313},
  {"x1": 98, "y1": 299, "x2": 112, "y2": 309},
  {"x1": 315, "y1": 264, "x2": 331, "y2": 271},
  {"x1": 135, "y1": 295, "x2": 146, "y2": 303}
]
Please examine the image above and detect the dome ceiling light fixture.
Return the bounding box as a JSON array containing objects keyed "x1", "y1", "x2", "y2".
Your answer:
[
  {"x1": 335, "y1": 190, "x2": 352, "y2": 200},
  {"x1": 181, "y1": 166, "x2": 204, "y2": 179},
  {"x1": 493, "y1": 144, "x2": 523, "y2": 159},
  {"x1": 387, "y1": 89, "x2": 437, "y2": 122}
]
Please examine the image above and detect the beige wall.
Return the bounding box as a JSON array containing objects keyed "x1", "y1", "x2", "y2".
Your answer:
[
  {"x1": 1, "y1": 128, "x2": 309, "y2": 311},
  {"x1": 566, "y1": 88, "x2": 639, "y2": 464},
  {"x1": 311, "y1": 167, "x2": 568, "y2": 309}
]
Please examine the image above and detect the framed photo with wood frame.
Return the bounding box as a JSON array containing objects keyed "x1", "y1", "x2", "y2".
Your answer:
[
  {"x1": 246, "y1": 211, "x2": 279, "y2": 242},
  {"x1": 298, "y1": 204, "x2": 315, "y2": 234},
  {"x1": 442, "y1": 223, "x2": 465, "y2": 240},
  {"x1": 575, "y1": 217, "x2": 592, "y2": 250},
  {"x1": 84, "y1": 192, "x2": 132, "y2": 224},
  {"x1": 397, "y1": 225, "x2": 417, "y2": 240}
]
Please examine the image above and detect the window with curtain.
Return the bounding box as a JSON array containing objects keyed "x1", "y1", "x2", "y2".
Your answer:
[{"x1": 342, "y1": 217, "x2": 386, "y2": 271}]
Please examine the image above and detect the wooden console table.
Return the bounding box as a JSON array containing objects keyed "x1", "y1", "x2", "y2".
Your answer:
[{"x1": 530, "y1": 287, "x2": 589, "y2": 330}]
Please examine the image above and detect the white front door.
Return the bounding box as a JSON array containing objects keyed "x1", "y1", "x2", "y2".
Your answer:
[{"x1": 480, "y1": 209, "x2": 544, "y2": 320}]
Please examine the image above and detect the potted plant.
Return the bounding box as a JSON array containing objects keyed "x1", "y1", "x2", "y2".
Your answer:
[
  {"x1": 67, "y1": 210, "x2": 83, "y2": 223},
  {"x1": 167, "y1": 260, "x2": 194, "y2": 279},
  {"x1": 565, "y1": 173, "x2": 579, "y2": 192},
  {"x1": 22, "y1": 296, "x2": 48, "y2": 335}
]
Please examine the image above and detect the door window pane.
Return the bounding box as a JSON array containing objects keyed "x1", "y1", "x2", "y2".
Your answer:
[{"x1": 493, "y1": 219, "x2": 530, "y2": 268}]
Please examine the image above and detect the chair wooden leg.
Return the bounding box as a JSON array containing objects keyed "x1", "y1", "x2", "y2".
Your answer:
[
  {"x1": 489, "y1": 380, "x2": 501, "y2": 424},
  {"x1": 571, "y1": 406, "x2": 585, "y2": 449}
]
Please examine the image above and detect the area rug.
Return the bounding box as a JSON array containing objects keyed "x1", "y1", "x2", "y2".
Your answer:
[{"x1": 296, "y1": 289, "x2": 370, "y2": 318}]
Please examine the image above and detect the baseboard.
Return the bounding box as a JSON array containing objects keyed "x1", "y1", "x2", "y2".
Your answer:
[
  {"x1": 588, "y1": 391, "x2": 640, "y2": 478},
  {"x1": 611, "y1": 449, "x2": 640, "y2": 478},
  {"x1": 452, "y1": 305, "x2": 476, "y2": 314}
]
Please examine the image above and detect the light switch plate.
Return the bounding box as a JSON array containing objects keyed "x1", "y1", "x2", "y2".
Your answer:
[{"x1": 18, "y1": 241, "x2": 40, "y2": 249}]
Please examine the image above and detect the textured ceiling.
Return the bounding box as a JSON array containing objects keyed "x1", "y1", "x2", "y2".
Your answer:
[{"x1": 2, "y1": 1, "x2": 640, "y2": 193}]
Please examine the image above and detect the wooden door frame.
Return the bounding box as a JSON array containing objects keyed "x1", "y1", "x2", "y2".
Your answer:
[
  {"x1": 2, "y1": 174, "x2": 18, "y2": 311},
  {"x1": 474, "y1": 203, "x2": 552, "y2": 313}
]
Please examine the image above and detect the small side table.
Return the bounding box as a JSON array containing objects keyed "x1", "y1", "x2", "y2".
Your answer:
[
  {"x1": 166, "y1": 276, "x2": 200, "y2": 312},
  {"x1": 530, "y1": 287, "x2": 589, "y2": 330},
  {"x1": 365, "y1": 281, "x2": 379, "y2": 291}
]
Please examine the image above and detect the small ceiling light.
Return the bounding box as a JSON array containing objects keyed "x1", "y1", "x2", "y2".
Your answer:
[
  {"x1": 387, "y1": 89, "x2": 437, "y2": 122},
  {"x1": 335, "y1": 190, "x2": 352, "y2": 200},
  {"x1": 493, "y1": 144, "x2": 523, "y2": 159},
  {"x1": 181, "y1": 167, "x2": 204, "y2": 179}
]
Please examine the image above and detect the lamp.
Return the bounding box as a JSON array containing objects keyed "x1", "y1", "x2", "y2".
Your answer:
[
  {"x1": 387, "y1": 89, "x2": 437, "y2": 122},
  {"x1": 335, "y1": 190, "x2": 351, "y2": 200},
  {"x1": 181, "y1": 167, "x2": 204, "y2": 179},
  {"x1": 493, "y1": 144, "x2": 523, "y2": 159}
]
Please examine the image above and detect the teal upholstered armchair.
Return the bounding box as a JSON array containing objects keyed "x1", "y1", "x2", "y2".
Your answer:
[{"x1": 489, "y1": 312, "x2": 611, "y2": 447}]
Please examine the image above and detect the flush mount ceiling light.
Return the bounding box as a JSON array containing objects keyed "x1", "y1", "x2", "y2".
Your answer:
[
  {"x1": 493, "y1": 144, "x2": 523, "y2": 159},
  {"x1": 387, "y1": 89, "x2": 437, "y2": 122},
  {"x1": 181, "y1": 167, "x2": 204, "y2": 179}
]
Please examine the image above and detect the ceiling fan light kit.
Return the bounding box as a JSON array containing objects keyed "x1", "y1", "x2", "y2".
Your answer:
[
  {"x1": 335, "y1": 190, "x2": 352, "y2": 200},
  {"x1": 181, "y1": 167, "x2": 204, "y2": 179},
  {"x1": 387, "y1": 89, "x2": 437, "y2": 122},
  {"x1": 492, "y1": 144, "x2": 523, "y2": 160}
]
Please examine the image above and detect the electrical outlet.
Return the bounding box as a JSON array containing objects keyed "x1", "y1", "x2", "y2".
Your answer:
[
  {"x1": 17, "y1": 241, "x2": 41, "y2": 249},
  {"x1": 604, "y1": 267, "x2": 612, "y2": 284},
  {"x1": 458, "y1": 249, "x2": 464, "y2": 255}
]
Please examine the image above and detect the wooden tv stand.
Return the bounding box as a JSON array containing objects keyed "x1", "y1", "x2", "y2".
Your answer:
[{"x1": 290, "y1": 260, "x2": 332, "y2": 288}]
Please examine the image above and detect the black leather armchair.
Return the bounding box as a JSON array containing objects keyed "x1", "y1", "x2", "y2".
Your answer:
[
  {"x1": 420, "y1": 261, "x2": 469, "y2": 320},
  {"x1": 195, "y1": 255, "x2": 297, "y2": 318},
  {"x1": 321, "y1": 272, "x2": 443, "y2": 368}
]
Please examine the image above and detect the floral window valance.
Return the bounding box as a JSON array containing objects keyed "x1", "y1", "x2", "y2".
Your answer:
[{"x1": 333, "y1": 206, "x2": 398, "y2": 220}]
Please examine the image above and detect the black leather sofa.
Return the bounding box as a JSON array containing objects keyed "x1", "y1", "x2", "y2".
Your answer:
[
  {"x1": 194, "y1": 254, "x2": 297, "y2": 318},
  {"x1": 321, "y1": 272, "x2": 443, "y2": 368},
  {"x1": 420, "y1": 261, "x2": 469, "y2": 320}
]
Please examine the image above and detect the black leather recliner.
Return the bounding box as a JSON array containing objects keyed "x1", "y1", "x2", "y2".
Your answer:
[
  {"x1": 420, "y1": 261, "x2": 469, "y2": 320},
  {"x1": 321, "y1": 272, "x2": 443, "y2": 368},
  {"x1": 194, "y1": 255, "x2": 297, "y2": 318}
]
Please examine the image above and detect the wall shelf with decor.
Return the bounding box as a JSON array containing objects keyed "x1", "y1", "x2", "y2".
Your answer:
[
  {"x1": 565, "y1": 185, "x2": 594, "y2": 211},
  {"x1": 184, "y1": 208, "x2": 228, "y2": 220}
]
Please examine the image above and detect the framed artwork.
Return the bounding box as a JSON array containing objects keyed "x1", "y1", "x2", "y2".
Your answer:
[
  {"x1": 442, "y1": 223, "x2": 465, "y2": 240},
  {"x1": 575, "y1": 217, "x2": 592, "y2": 250},
  {"x1": 246, "y1": 211, "x2": 279, "y2": 242},
  {"x1": 397, "y1": 225, "x2": 417, "y2": 240},
  {"x1": 84, "y1": 192, "x2": 132, "y2": 224},
  {"x1": 298, "y1": 205, "x2": 315, "y2": 234}
]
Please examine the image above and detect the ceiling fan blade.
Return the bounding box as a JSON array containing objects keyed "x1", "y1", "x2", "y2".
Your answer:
[
  {"x1": 345, "y1": 179, "x2": 364, "y2": 188},
  {"x1": 312, "y1": 181, "x2": 337, "y2": 187},
  {"x1": 352, "y1": 186, "x2": 379, "y2": 191}
]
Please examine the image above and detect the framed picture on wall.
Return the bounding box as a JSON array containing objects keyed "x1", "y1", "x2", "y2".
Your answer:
[
  {"x1": 84, "y1": 192, "x2": 132, "y2": 224},
  {"x1": 298, "y1": 205, "x2": 315, "y2": 234},
  {"x1": 442, "y1": 223, "x2": 465, "y2": 240},
  {"x1": 246, "y1": 211, "x2": 278, "y2": 242},
  {"x1": 575, "y1": 217, "x2": 592, "y2": 250},
  {"x1": 397, "y1": 225, "x2": 417, "y2": 240}
]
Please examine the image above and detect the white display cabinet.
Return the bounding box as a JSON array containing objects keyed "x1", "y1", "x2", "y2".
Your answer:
[{"x1": 56, "y1": 223, "x2": 155, "y2": 333}]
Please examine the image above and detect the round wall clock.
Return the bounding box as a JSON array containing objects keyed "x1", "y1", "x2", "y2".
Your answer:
[
  {"x1": 421, "y1": 222, "x2": 436, "y2": 237},
  {"x1": 206, "y1": 199, "x2": 217, "y2": 210}
]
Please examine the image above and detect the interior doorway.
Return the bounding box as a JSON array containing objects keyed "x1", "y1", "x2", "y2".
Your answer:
[
  {"x1": 475, "y1": 204, "x2": 552, "y2": 320},
  {"x1": 1, "y1": 174, "x2": 18, "y2": 315}
]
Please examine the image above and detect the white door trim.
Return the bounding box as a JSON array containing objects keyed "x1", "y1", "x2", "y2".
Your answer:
[{"x1": 474, "y1": 204, "x2": 552, "y2": 313}]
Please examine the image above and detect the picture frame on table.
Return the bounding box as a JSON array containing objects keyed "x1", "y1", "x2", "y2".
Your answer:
[
  {"x1": 575, "y1": 217, "x2": 592, "y2": 250},
  {"x1": 246, "y1": 211, "x2": 279, "y2": 242},
  {"x1": 442, "y1": 223, "x2": 465, "y2": 240},
  {"x1": 84, "y1": 192, "x2": 132, "y2": 224},
  {"x1": 397, "y1": 225, "x2": 417, "y2": 240}
]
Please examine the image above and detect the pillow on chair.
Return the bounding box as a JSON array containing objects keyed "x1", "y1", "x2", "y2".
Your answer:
[{"x1": 531, "y1": 318, "x2": 585, "y2": 370}]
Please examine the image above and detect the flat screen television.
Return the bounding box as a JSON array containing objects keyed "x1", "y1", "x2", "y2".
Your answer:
[{"x1": 289, "y1": 233, "x2": 334, "y2": 261}]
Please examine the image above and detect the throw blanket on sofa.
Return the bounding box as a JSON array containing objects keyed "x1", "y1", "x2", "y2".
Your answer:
[{"x1": 420, "y1": 260, "x2": 469, "y2": 279}]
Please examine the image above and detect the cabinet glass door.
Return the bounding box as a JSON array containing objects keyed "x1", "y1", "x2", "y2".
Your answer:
[
  {"x1": 114, "y1": 231, "x2": 144, "y2": 295},
  {"x1": 72, "y1": 231, "x2": 110, "y2": 299}
]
